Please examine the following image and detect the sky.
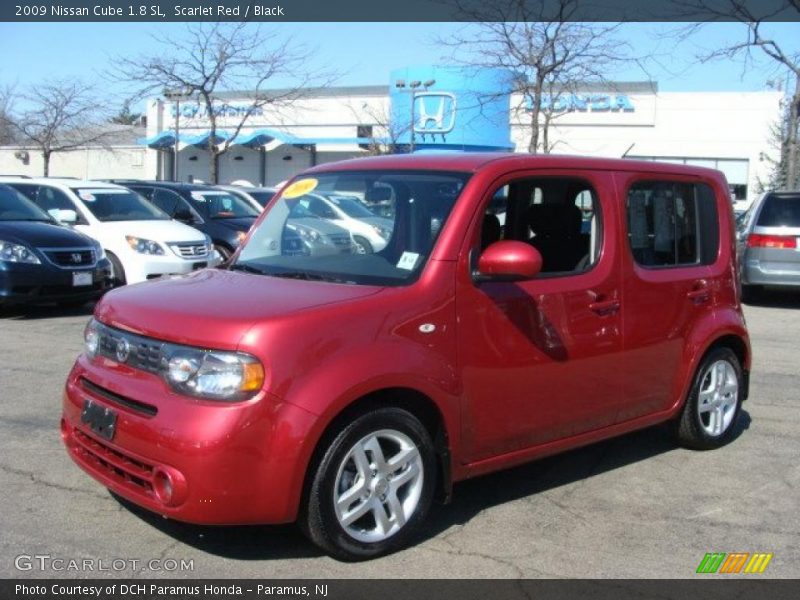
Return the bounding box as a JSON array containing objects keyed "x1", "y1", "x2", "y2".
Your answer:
[{"x1": 0, "y1": 21, "x2": 797, "y2": 109}]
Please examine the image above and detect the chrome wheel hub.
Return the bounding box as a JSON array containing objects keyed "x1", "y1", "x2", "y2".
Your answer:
[
  {"x1": 333, "y1": 429, "x2": 424, "y2": 543},
  {"x1": 697, "y1": 359, "x2": 738, "y2": 437}
]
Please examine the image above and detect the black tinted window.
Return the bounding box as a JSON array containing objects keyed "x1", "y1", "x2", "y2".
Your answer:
[
  {"x1": 627, "y1": 181, "x2": 718, "y2": 267},
  {"x1": 11, "y1": 184, "x2": 75, "y2": 213},
  {"x1": 151, "y1": 189, "x2": 180, "y2": 216},
  {"x1": 757, "y1": 194, "x2": 800, "y2": 227}
]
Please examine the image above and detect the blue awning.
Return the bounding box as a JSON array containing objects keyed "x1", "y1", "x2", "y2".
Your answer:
[
  {"x1": 141, "y1": 129, "x2": 383, "y2": 150},
  {"x1": 140, "y1": 131, "x2": 178, "y2": 149}
]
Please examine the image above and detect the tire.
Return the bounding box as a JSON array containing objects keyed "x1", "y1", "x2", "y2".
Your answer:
[
  {"x1": 676, "y1": 347, "x2": 743, "y2": 450},
  {"x1": 107, "y1": 252, "x2": 126, "y2": 287},
  {"x1": 57, "y1": 299, "x2": 88, "y2": 309},
  {"x1": 352, "y1": 236, "x2": 373, "y2": 255},
  {"x1": 741, "y1": 284, "x2": 762, "y2": 304},
  {"x1": 301, "y1": 407, "x2": 436, "y2": 561},
  {"x1": 214, "y1": 244, "x2": 232, "y2": 262}
]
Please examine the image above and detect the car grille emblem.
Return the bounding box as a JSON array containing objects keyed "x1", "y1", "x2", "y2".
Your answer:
[
  {"x1": 71, "y1": 253, "x2": 82, "y2": 263},
  {"x1": 115, "y1": 338, "x2": 131, "y2": 363}
]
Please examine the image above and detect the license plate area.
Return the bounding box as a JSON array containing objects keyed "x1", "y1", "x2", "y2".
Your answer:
[
  {"x1": 72, "y1": 271, "x2": 93, "y2": 287},
  {"x1": 192, "y1": 261, "x2": 208, "y2": 270},
  {"x1": 81, "y1": 399, "x2": 117, "y2": 441}
]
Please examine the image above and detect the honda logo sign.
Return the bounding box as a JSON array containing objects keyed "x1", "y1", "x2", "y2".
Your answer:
[{"x1": 414, "y1": 92, "x2": 457, "y2": 135}]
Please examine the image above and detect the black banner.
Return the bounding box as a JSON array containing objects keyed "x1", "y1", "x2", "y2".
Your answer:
[
  {"x1": 3, "y1": 580, "x2": 800, "y2": 600},
  {"x1": 2, "y1": 0, "x2": 800, "y2": 22}
]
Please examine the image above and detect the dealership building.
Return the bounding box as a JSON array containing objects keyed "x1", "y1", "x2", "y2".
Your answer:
[{"x1": 0, "y1": 65, "x2": 783, "y2": 204}]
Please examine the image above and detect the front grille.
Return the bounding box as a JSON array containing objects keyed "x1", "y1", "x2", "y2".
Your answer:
[
  {"x1": 41, "y1": 248, "x2": 95, "y2": 267},
  {"x1": 71, "y1": 429, "x2": 155, "y2": 499},
  {"x1": 96, "y1": 323, "x2": 165, "y2": 376},
  {"x1": 328, "y1": 233, "x2": 352, "y2": 247},
  {"x1": 170, "y1": 242, "x2": 209, "y2": 259}
]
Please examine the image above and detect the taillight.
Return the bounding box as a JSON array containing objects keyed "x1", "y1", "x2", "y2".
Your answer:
[{"x1": 746, "y1": 234, "x2": 797, "y2": 249}]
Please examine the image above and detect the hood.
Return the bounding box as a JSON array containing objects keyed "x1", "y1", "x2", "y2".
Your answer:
[
  {"x1": 362, "y1": 216, "x2": 394, "y2": 230},
  {"x1": 213, "y1": 217, "x2": 257, "y2": 232},
  {"x1": 94, "y1": 268, "x2": 382, "y2": 350},
  {"x1": 0, "y1": 221, "x2": 95, "y2": 248},
  {"x1": 287, "y1": 217, "x2": 350, "y2": 236},
  {"x1": 94, "y1": 219, "x2": 206, "y2": 243}
]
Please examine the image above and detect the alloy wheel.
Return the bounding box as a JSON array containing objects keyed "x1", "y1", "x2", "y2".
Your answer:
[{"x1": 333, "y1": 429, "x2": 424, "y2": 543}]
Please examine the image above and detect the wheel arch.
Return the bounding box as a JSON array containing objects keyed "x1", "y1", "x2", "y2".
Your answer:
[
  {"x1": 675, "y1": 313, "x2": 751, "y2": 415},
  {"x1": 298, "y1": 386, "x2": 454, "y2": 519}
]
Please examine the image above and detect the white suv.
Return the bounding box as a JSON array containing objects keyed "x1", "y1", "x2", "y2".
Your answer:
[{"x1": 4, "y1": 178, "x2": 219, "y2": 285}]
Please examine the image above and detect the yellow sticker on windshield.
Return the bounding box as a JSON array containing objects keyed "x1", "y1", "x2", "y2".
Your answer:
[{"x1": 282, "y1": 178, "x2": 318, "y2": 199}]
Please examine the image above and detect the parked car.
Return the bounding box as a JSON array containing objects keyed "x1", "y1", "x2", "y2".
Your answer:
[
  {"x1": 0, "y1": 184, "x2": 111, "y2": 307},
  {"x1": 4, "y1": 178, "x2": 217, "y2": 286},
  {"x1": 294, "y1": 192, "x2": 394, "y2": 254},
  {"x1": 215, "y1": 184, "x2": 277, "y2": 210},
  {"x1": 62, "y1": 154, "x2": 750, "y2": 561},
  {"x1": 737, "y1": 191, "x2": 800, "y2": 299},
  {"x1": 116, "y1": 181, "x2": 260, "y2": 261}
]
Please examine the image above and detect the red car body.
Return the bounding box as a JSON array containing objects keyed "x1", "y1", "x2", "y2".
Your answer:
[{"x1": 62, "y1": 154, "x2": 750, "y2": 526}]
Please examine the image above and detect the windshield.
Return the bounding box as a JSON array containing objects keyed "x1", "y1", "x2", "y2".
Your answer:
[
  {"x1": 234, "y1": 170, "x2": 469, "y2": 286},
  {"x1": 757, "y1": 194, "x2": 800, "y2": 227},
  {"x1": 328, "y1": 195, "x2": 376, "y2": 219},
  {"x1": 191, "y1": 191, "x2": 260, "y2": 219},
  {"x1": 72, "y1": 188, "x2": 169, "y2": 222},
  {"x1": 0, "y1": 185, "x2": 53, "y2": 221},
  {"x1": 248, "y1": 190, "x2": 276, "y2": 207}
]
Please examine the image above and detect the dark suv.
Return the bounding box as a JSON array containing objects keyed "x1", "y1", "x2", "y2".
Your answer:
[{"x1": 115, "y1": 181, "x2": 260, "y2": 260}]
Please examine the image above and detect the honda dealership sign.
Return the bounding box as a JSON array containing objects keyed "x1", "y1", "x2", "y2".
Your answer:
[{"x1": 390, "y1": 66, "x2": 514, "y2": 151}]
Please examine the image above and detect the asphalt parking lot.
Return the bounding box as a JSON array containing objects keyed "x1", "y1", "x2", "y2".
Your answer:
[{"x1": 1, "y1": 293, "x2": 798, "y2": 579}]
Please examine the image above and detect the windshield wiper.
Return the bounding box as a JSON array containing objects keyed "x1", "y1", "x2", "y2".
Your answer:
[
  {"x1": 268, "y1": 271, "x2": 352, "y2": 284},
  {"x1": 229, "y1": 263, "x2": 267, "y2": 275}
]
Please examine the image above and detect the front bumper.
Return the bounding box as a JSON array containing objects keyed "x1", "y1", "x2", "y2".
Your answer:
[
  {"x1": 123, "y1": 251, "x2": 222, "y2": 285},
  {"x1": 0, "y1": 259, "x2": 112, "y2": 305},
  {"x1": 61, "y1": 355, "x2": 317, "y2": 524}
]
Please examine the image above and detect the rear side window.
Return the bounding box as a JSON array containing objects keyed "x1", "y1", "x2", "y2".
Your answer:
[
  {"x1": 11, "y1": 184, "x2": 75, "y2": 212},
  {"x1": 627, "y1": 181, "x2": 719, "y2": 267},
  {"x1": 757, "y1": 194, "x2": 800, "y2": 227}
]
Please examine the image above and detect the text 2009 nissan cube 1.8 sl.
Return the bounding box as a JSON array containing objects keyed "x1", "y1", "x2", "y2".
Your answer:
[{"x1": 62, "y1": 154, "x2": 751, "y2": 560}]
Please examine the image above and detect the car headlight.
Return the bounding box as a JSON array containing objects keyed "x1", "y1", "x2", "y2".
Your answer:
[
  {"x1": 204, "y1": 234, "x2": 214, "y2": 254},
  {"x1": 372, "y1": 225, "x2": 391, "y2": 240},
  {"x1": 126, "y1": 236, "x2": 165, "y2": 255},
  {"x1": 0, "y1": 240, "x2": 41, "y2": 264},
  {"x1": 165, "y1": 348, "x2": 264, "y2": 400},
  {"x1": 296, "y1": 225, "x2": 322, "y2": 243},
  {"x1": 84, "y1": 320, "x2": 99, "y2": 357},
  {"x1": 91, "y1": 240, "x2": 106, "y2": 261}
]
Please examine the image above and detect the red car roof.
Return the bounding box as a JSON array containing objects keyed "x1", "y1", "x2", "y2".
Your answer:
[{"x1": 305, "y1": 152, "x2": 724, "y2": 179}]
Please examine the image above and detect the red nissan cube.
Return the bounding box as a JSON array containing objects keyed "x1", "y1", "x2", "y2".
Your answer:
[{"x1": 62, "y1": 154, "x2": 750, "y2": 560}]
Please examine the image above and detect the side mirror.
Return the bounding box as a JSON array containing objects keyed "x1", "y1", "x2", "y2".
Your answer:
[
  {"x1": 50, "y1": 208, "x2": 78, "y2": 224},
  {"x1": 475, "y1": 240, "x2": 542, "y2": 282}
]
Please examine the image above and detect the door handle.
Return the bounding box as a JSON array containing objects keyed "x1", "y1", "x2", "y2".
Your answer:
[
  {"x1": 687, "y1": 281, "x2": 710, "y2": 304},
  {"x1": 589, "y1": 299, "x2": 620, "y2": 315}
]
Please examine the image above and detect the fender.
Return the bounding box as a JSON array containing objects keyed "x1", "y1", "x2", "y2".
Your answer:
[
  {"x1": 669, "y1": 306, "x2": 751, "y2": 417},
  {"x1": 266, "y1": 340, "x2": 462, "y2": 522}
]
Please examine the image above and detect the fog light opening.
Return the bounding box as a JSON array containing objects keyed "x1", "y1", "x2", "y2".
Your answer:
[{"x1": 153, "y1": 468, "x2": 174, "y2": 505}]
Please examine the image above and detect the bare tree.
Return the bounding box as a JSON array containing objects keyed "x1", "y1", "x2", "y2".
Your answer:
[
  {"x1": 438, "y1": 0, "x2": 636, "y2": 154},
  {"x1": 671, "y1": 0, "x2": 800, "y2": 190},
  {"x1": 346, "y1": 101, "x2": 410, "y2": 155},
  {"x1": 9, "y1": 80, "x2": 114, "y2": 176},
  {"x1": 110, "y1": 23, "x2": 332, "y2": 183},
  {"x1": 0, "y1": 85, "x2": 14, "y2": 145}
]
